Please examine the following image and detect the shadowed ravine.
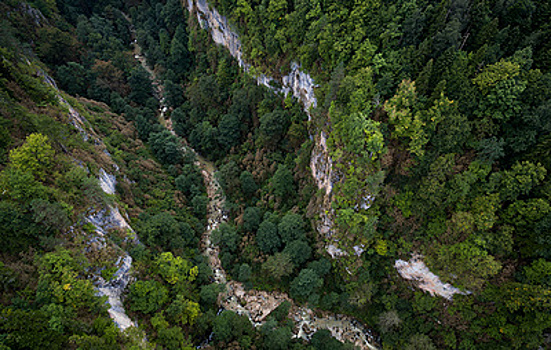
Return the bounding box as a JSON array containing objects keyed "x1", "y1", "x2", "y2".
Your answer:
[{"x1": 128, "y1": 9, "x2": 378, "y2": 350}]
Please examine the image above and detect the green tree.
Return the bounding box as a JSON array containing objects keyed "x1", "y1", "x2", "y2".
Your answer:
[
  {"x1": 212, "y1": 223, "x2": 240, "y2": 253},
  {"x1": 262, "y1": 253, "x2": 294, "y2": 280},
  {"x1": 189, "y1": 121, "x2": 218, "y2": 158},
  {"x1": 524, "y1": 259, "x2": 551, "y2": 287},
  {"x1": 238, "y1": 263, "x2": 252, "y2": 282},
  {"x1": 56, "y1": 62, "x2": 88, "y2": 96},
  {"x1": 36, "y1": 249, "x2": 99, "y2": 311},
  {"x1": 155, "y1": 252, "x2": 198, "y2": 285},
  {"x1": 128, "y1": 66, "x2": 152, "y2": 105},
  {"x1": 383, "y1": 80, "x2": 428, "y2": 157},
  {"x1": 169, "y1": 24, "x2": 191, "y2": 77},
  {"x1": 272, "y1": 164, "x2": 294, "y2": 201},
  {"x1": 9, "y1": 133, "x2": 55, "y2": 181},
  {"x1": 432, "y1": 241, "x2": 501, "y2": 290},
  {"x1": 157, "y1": 326, "x2": 191, "y2": 350},
  {"x1": 256, "y1": 220, "x2": 281, "y2": 253},
  {"x1": 283, "y1": 240, "x2": 311, "y2": 266},
  {"x1": 213, "y1": 310, "x2": 254, "y2": 344},
  {"x1": 191, "y1": 194, "x2": 208, "y2": 217},
  {"x1": 164, "y1": 79, "x2": 184, "y2": 108},
  {"x1": 240, "y1": 171, "x2": 258, "y2": 197},
  {"x1": 30, "y1": 199, "x2": 70, "y2": 231},
  {"x1": 268, "y1": 300, "x2": 291, "y2": 323},
  {"x1": 149, "y1": 130, "x2": 183, "y2": 165},
  {"x1": 166, "y1": 294, "x2": 201, "y2": 325},
  {"x1": 259, "y1": 110, "x2": 289, "y2": 148},
  {"x1": 243, "y1": 206, "x2": 261, "y2": 233},
  {"x1": 267, "y1": 0, "x2": 288, "y2": 22},
  {"x1": 472, "y1": 59, "x2": 520, "y2": 94},
  {"x1": 0, "y1": 168, "x2": 48, "y2": 204},
  {"x1": 217, "y1": 161, "x2": 241, "y2": 197},
  {"x1": 0, "y1": 308, "x2": 65, "y2": 349},
  {"x1": 331, "y1": 108, "x2": 385, "y2": 159},
  {"x1": 36, "y1": 26, "x2": 78, "y2": 66},
  {"x1": 263, "y1": 326, "x2": 293, "y2": 350},
  {"x1": 405, "y1": 334, "x2": 436, "y2": 350},
  {"x1": 218, "y1": 113, "x2": 242, "y2": 151},
  {"x1": 128, "y1": 280, "x2": 168, "y2": 314},
  {"x1": 200, "y1": 283, "x2": 224, "y2": 307},
  {"x1": 499, "y1": 161, "x2": 546, "y2": 201},
  {"x1": 290, "y1": 268, "x2": 322, "y2": 300},
  {"x1": 378, "y1": 310, "x2": 402, "y2": 333},
  {"x1": 175, "y1": 164, "x2": 204, "y2": 197},
  {"x1": 138, "y1": 212, "x2": 196, "y2": 251},
  {"x1": 277, "y1": 213, "x2": 305, "y2": 245},
  {"x1": 311, "y1": 329, "x2": 353, "y2": 350}
]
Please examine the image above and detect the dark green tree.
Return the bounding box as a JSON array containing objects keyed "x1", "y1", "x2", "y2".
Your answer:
[
  {"x1": 258, "y1": 110, "x2": 289, "y2": 148},
  {"x1": 240, "y1": 171, "x2": 258, "y2": 198},
  {"x1": 262, "y1": 253, "x2": 294, "y2": 280},
  {"x1": 256, "y1": 220, "x2": 281, "y2": 253},
  {"x1": 272, "y1": 164, "x2": 294, "y2": 201},
  {"x1": 277, "y1": 213, "x2": 305, "y2": 245},
  {"x1": 137, "y1": 212, "x2": 196, "y2": 250},
  {"x1": 169, "y1": 24, "x2": 191, "y2": 77},
  {"x1": 290, "y1": 268, "x2": 322, "y2": 300},
  {"x1": 218, "y1": 113, "x2": 242, "y2": 151},
  {"x1": 212, "y1": 223, "x2": 240, "y2": 253},
  {"x1": 56, "y1": 62, "x2": 88, "y2": 96},
  {"x1": 243, "y1": 206, "x2": 261, "y2": 233},
  {"x1": 128, "y1": 66, "x2": 153, "y2": 105},
  {"x1": 175, "y1": 164, "x2": 204, "y2": 197},
  {"x1": 283, "y1": 240, "x2": 312, "y2": 266},
  {"x1": 148, "y1": 130, "x2": 182, "y2": 165},
  {"x1": 213, "y1": 310, "x2": 254, "y2": 344},
  {"x1": 191, "y1": 194, "x2": 208, "y2": 218}
]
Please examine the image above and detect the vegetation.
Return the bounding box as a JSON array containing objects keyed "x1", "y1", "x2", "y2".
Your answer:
[{"x1": 1, "y1": 0, "x2": 550, "y2": 349}]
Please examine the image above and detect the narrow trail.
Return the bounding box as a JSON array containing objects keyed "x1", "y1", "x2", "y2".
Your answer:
[{"x1": 128, "y1": 14, "x2": 377, "y2": 350}]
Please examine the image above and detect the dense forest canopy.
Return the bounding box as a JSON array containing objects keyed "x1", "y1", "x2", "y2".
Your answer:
[{"x1": 0, "y1": 0, "x2": 550, "y2": 349}]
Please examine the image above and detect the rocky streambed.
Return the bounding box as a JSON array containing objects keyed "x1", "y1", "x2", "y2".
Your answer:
[
  {"x1": 130, "y1": 36, "x2": 378, "y2": 350},
  {"x1": 129, "y1": 5, "x2": 378, "y2": 348}
]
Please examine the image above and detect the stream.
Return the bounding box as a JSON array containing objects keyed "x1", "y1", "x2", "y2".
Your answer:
[{"x1": 128, "y1": 6, "x2": 378, "y2": 349}]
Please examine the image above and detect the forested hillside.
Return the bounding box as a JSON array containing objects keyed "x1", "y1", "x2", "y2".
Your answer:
[
  {"x1": 203, "y1": 0, "x2": 551, "y2": 348},
  {"x1": 0, "y1": 0, "x2": 550, "y2": 349}
]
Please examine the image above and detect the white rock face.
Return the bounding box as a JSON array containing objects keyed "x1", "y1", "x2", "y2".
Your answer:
[
  {"x1": 281, "y1": 62, "x2": 318, "y2": 118},
  {"x1": 326, "y1": 244, "x2": 347, "y2": 259},
  {"x1": 86, "y1": 165, "x2": 137, "y2": 331},
  {"x1": 96, "y1": 255, "x2": 136, "y2": 330},
  {"x1": 191, "y1": 0, "x2": 247, "y2": 69},
  {"x1": 38, "y1": 70, "x2": 91, "y2": 141},
  {"x1": 395, "y1": 255, "x2": 470, "y2": 300},
  {"x1": 99, "y1": 168, "x2": 117, "y2": 195},
  {"x1": 18, "y1": 3, "x2": 47, "y2": 27},
  {"x1": 187, "y1": 0, "x2": 345, "y2": 261},
  {"x1": 310, "y1": 131, "x2": 334, "y2": 197},
  {"x1": 86, "y1": 206, "x2": 134, "y2": 237},
  {"x1": 87, "y1": 183, "x2": 137, "y2": 331},
  {"x1": 294, "y1": 309, "x2": 378, "y2": 350}
]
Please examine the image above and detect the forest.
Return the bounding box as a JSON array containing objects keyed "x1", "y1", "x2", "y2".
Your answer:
[{"x1": 0, "y1": 0, "x2": 550, "y2": 349}]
